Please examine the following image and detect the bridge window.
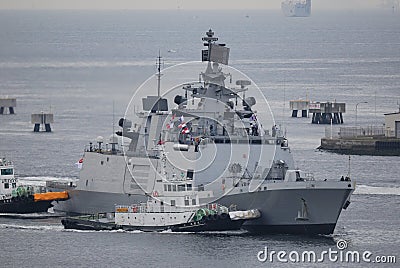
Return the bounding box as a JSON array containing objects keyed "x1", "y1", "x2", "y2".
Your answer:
[
  {"x1": 178, "y1": 184, "x2": 185, "y2": 191},
  {"x1": 187, "y1": 169, "x2": 194, "y2": 179},
  {"x1": 187, "y1": 184, "x2": 192, "y2": 191}
]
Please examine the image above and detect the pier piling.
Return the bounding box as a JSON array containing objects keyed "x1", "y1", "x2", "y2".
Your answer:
[
  {"x1": 309, "y1": 102, "x2": 345, "y2": 124},
  {"x1": 31, "y1": 113, "x2": 54, "y2": 132},
  {"x1": 289, "y1": 100, "x2": 309, "y2": 118},
  {"x1": 0, "y1": 97, "x2": 16, "y2": 114}
]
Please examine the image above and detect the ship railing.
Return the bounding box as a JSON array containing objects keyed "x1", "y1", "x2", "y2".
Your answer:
[
  {"x1": 304, "y1": 172, "x2": 315, "y2": 181},
  {"x1": 116, "y1": 204, "x2": 191, "y2": 213},
  {"x1": 84, "y1": 145, "x2": 122, "y2": 155},
  {"x1": 0, "y1": 159, "x2": 13, "y2": 167},
  {"x1": 11, "y1": 185, "x2": 47, "y2": 197},
  {"x1": 46, "y1": 180, "x2": 76, "y2": 189},
  {"x1": 115, "y1": 202, "x2": 229, "y2": 214},
  {"x1": 325, "y1": 125, "x2": 385, "y2": 139}
]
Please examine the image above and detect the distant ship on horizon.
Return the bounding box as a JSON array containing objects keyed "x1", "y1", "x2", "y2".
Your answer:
[{"x1": 281, "y1": 0, "x2": 311, "y2": 17}]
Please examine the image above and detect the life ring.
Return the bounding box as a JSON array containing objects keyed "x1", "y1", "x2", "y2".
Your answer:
[{"x1": 153, "y1": 191, "x2": 159, "y2": 197}]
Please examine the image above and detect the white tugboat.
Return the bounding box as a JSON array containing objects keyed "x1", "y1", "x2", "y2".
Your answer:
[
  {"x1": 62, "y1": 178, "x2": 260, "y2": 232},
  {"x1": 54, "y1": 29, "x2": 355, "y2": 235}
]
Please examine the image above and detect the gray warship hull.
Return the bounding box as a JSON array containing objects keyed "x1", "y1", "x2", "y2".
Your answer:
[
  {"x1": 217, "y1": 187, "x2": 353, "y2": 234},
  {"x1": 53, "y1": 177, "x2": 353, "y2": 234}
]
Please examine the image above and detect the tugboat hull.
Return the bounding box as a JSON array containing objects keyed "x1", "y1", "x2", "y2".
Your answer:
[
  {"x1": 0, "y1": 197, "x2": 53, "y2": 214},
  {"x1": 61, "y1": 217, "x2": 117, "y2": 231},
  {"x1": 61, "y1": 213, "x2": 246, "y2": 233}
]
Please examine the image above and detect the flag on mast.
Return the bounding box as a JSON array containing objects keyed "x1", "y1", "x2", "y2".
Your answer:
[{"x1": 75, "y1": 158, "x2": 83, "y2": 169}]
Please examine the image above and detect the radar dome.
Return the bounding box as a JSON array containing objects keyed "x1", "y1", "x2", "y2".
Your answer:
[
  {"x1": 96, "y1": 136, "x2": 104, "y2": 143},
  {"x1": 109, "y1": 134, "x2": 118, "y2": 144}
]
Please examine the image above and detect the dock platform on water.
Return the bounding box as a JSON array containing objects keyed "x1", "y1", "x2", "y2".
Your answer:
[
  {"x1": 319, "y1": 126, "x2": 400, "y2": 156},
  {"x1": 290, "y1": 100, "x2": 309, "y2": 118},
  {"x1": 31, "y1": 113, "x2": 54, "y2": 132},
  {"x1": 310, "y1": 102, "x2": 345, "y2": 124},
  {"x1": 0, "y1": 97, "x2": 16, "y2": 114}
]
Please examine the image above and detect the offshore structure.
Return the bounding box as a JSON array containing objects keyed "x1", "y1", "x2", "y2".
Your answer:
[{"x1": 281, "y1": 0, "x2": 311, "y2": 17}]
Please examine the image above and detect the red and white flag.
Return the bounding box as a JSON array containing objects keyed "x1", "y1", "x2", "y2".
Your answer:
[
  {"x1": 182, "y1": 127, "x2": 190, "y2": 134},
  {"x1": 178, "y1": 122, "x2": 187, "y2": 129},
  {"x1": 75, "y1": 158, "x2": 83, "y2": 169}
]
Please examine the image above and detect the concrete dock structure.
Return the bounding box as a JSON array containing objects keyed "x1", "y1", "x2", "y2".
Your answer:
[
  {"x1": 309, "y1": 102, "x2": 345, "y2": 124},
  {"x1": 319, "y1": 125, "x2": 400, "y2": 156},
  {"x1": 0, "y1": 97, "x2": 16, "y2": 114},
  {"x1": 289, "y1": 100, "x2": 309, "y2": 118},
  {"x1": 31, "y1": 113, "x2": 54, "y2": 132}
]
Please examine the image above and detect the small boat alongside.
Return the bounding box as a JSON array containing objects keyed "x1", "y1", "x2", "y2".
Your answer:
[
  {"x1": 0, "y1": 158, "x2": 69, "y2": 214},
  {"x1": 61, "y1": 203, "x2": 260, "y2": 232},
  {"x1": 62, "y1": 178, "x2": 260, "y2": 232}
]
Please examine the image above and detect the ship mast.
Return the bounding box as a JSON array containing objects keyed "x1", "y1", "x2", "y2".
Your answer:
[
  {"x1": 156, "y1": 51, "x2": 163, "y2": 112},
  {"x1": 202, "y1": 29, "x2": 219, "y2": 73},
  {"x1": 202, "y1": 29, "x2": 218, "y2": 61}
]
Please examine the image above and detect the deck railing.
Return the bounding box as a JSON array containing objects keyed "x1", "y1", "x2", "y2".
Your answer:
[{"x1": 325, "y1": 125, "x2": 385, "y2": 139}]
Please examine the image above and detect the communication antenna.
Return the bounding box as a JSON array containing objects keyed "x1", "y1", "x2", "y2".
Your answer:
[
  {"x1": 347, "y1": 155, "x2": 351, "y2": 178},
  {"x1": 156, "y1": 51, "x2": 164, "y2": 98},
  {"x1": 282, "y1": 76, "x2": 286, "y2": 137},
  {"x1": 156, "y1": 51, "x2": 164, "y2": 112}
]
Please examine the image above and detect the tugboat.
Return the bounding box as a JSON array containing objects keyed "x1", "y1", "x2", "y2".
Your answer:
[
  {"x1": 53, "y1": 29, "x2": 355, "y2": 235},
  {"x1": 0, "y1": 158, "x2": 69, "y2": 214},
  {"x1": 61, "y1": 178, "x2": 260, "y2": 232}
]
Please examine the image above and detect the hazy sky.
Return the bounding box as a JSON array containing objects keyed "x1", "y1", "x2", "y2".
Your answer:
[{"x1": 0, "y1": 0, "x2": 388, "y2": 10}]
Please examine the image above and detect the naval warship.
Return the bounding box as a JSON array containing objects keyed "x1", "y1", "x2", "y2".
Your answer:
[{"x1": 52, "y1": 29, "x2": 354, "y2": 234}]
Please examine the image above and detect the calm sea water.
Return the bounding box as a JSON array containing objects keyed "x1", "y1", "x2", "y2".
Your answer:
[{"x1": 0, "y1": 10, "x2": 399, "y2": 267}]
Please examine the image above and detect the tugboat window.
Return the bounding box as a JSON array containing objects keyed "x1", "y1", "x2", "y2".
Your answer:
[
  {"x1": 12, "y1": 183, "x2": 16, "y2": 188},
  {"x1": 187, "y1": 184, "x2": 192, "y2": 191},
  {"x1": 187, "y1": 169, "x2": 194, "y2": 179},
  {"x1": 172, "y1": 185, "x2": 177, "y2": 191},
  {"x1": 184, "y1": 199, "x2": 189, "y2": 206},
  {"x1": 192, "y1": 199, "x2": 196, "y2": 205},
  {"x1": 1, "y1": 168, "x2": 13, "y2": 175},
  {"x1": 4, "y1": 182, "x2": 9, "y2": 189},
  {"x1": 167, "y1": 184, "x2": 172, "y2": 191},
  {"x1": 171, "y1": 200, "x2": 176, "y2": 206}
]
